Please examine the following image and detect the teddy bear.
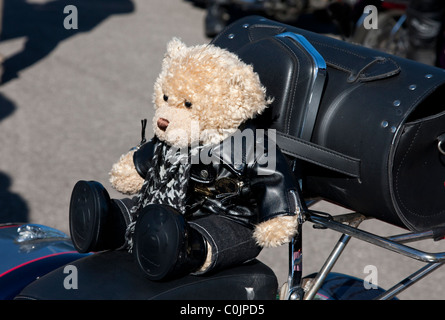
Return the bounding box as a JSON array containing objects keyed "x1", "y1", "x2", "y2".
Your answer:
[{"x1": 69, "y1": 38, "x2": 303, "y2": 281}]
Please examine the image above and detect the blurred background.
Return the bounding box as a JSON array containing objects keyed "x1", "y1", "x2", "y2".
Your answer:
[{"x1": 1, "y1": 0, "x2": 444, "y2": 299}]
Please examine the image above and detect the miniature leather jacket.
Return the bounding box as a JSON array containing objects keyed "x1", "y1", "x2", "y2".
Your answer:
[{"x1": 133, "y1": 123, "x2": 300, "y2": 228}]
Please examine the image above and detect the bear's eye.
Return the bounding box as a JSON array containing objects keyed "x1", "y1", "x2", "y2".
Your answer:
[
  {"x1": 184, "y1": 101, "x2": 192, "y2": 108},
  {"x1": 163, "y1": 94, "x2": 168, "y2": 102}
]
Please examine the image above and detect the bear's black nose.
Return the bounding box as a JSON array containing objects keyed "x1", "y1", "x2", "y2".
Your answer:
[{"x1": 157, "y1": 118, "x2": 169, "y2": 131}]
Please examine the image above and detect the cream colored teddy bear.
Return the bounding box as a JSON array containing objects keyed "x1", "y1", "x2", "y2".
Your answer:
[{"x1": 70, "y1": 38, "x2": 301, "y2": 280}]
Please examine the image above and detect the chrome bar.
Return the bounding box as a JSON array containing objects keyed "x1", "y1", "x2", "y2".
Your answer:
[
  {"x1": 304, "y1": 215, "x2": 365, "y2": 300},
  {"x1": 375, "y1": 262, "x2": 445, "y2": 300},
  {"x1": 304, "y1": 233, "x2": 352, "y2": 300},
  {"x1": 387, "y1": 230, "x2": 435, "y2": 244},
  {"x1": 286, "y1": 222, "x2": 304, "y2": 300},
  {"x1": 309, "y1": 214, "x2": 445, "y2": 263}
]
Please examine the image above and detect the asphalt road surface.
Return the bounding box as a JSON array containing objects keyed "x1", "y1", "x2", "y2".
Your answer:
[{"x1": 1, "y1": 0, "x2": 444, "y2": 300}]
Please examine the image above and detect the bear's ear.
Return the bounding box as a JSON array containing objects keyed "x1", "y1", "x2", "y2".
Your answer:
[
  {"x1": 227, "y1": 65, "x2": 247, "y2": 89},
  {"x1": 228, "y1": 63, "x2": 260, "y2": 90},
  {"x1": 166, "y1": 37, "x2": 187, "y2": 59}
]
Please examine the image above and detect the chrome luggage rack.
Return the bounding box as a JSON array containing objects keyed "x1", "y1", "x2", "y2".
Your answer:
[{"x1": 285, "y1": 208, "x2": 445, "y2": 300}]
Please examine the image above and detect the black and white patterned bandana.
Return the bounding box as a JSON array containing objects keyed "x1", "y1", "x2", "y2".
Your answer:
[
  {"x1": 135, "y1": 140, "x2": 191, "y2": 213},
  {"x1": 125, "y1": 139, "x2": 191, "y2": 251}
]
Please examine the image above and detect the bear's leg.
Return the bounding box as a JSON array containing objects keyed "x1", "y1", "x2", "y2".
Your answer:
[
  {"x1": 189, "y1": 215, "x2": 262, "y2": 274},
  {"x1": 132, "y1": 204, "x2": 207, "y2": 281},
  {"x1": 69, "y1": 180, "x2": 133, "y2": 253}
]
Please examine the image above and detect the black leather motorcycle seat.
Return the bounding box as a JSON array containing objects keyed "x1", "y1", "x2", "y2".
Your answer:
[{"x1": 14, "y1": 250, "x2": 278, "y2": 300}]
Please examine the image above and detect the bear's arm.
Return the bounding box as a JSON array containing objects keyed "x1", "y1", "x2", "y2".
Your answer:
[
  {"x1": 109, "y1": 137, "x2": 157, "y2": 195},
  {"x1": 249, "y1": 148, "x2": 302, "y2": 247}
]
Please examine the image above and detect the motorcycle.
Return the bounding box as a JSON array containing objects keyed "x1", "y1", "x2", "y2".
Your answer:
[
  {"x1": 348, "y1": 0, "x2": 445, "y2": 68},
  {"x1": 0, "y1": 215, "x2": 401, "y2": 300},
  {"x1": 351, "y1": 1, "x2": 410, "y2": 59},
  {"x1": 2, "y1": 15, "x2": 445, "y2": 301},
  {"x1": 196, "y1": 0, "x2": 309, "y2": 37},
  {"x1": 0, "y1": 223, "x2": 90, "y2": 300}
]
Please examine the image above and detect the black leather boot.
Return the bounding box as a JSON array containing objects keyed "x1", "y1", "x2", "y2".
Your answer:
[
  {"x1": 132, "y1": 204, "x2": 207, "y2": 281},
  {"x1": 69, "y1": 180, "x2": 130, "y2": 253}
]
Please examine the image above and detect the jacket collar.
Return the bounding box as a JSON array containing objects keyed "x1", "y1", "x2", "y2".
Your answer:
[{"x1": 199, "y1": 120, "x2": 261, "y2": 176}]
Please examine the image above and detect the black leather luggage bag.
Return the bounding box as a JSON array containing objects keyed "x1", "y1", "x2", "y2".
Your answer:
[{"x1": 211, "y1": 16, "x2": 445, "y2": 231}]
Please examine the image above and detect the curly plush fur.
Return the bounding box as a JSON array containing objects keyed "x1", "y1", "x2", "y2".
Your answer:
[
  {"x1": 153, "y1": 38, "x2": 272, "y2": 148},
  {"x1": 109, "y1": 38, "x2": 298, "y2": 251},
  {"x1": 109, "y1": 150, "x2": 144, "y2": 195},
  {"x1": 253, "y1": 215, "x2": 299, "y2": 247}
]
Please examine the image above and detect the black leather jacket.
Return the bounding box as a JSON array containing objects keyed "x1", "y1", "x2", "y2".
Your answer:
[{"x1": 133, "y1": 124, "x2": 301, "y2": 228}]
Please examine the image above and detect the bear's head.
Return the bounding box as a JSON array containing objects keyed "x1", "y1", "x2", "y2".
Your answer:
[{"x1": 152, "y1": 38, "x2": 271, "y2": 148}]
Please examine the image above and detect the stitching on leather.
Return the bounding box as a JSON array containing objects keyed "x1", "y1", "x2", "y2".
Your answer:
[
  {"x1": 280, "y1": 146, "x2": 357, "y2": 176},
  {"x1": 311, "y1": 40, "x2": 367, "y2": 59},
  {"x1": 279, "y1": 133, "x2": 360, "y2": 164},
  {"x1": 395, "y1": 122, "x2": 445, "y2": 218},
  {"x1": 362, "y1": 57, "x2": 399, "y2": 78},
  {"x1": 310, "y1": 40, "x2": 365, "y2": 72},
  {"x1": 247, "y1": 25, "x2": 286, "y2": 42},
  {"x1": 272, "y1": 38, "x2": 301, "y2": 135},
  {"x1": 310, "y1": 41, "x2": 400, "y2": 80}
]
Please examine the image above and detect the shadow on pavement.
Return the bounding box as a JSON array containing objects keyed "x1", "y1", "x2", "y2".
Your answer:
[
  {"x1": 0, "y1": 171, "x2": 29, "y2": 224},
  {"x1": 0, "y1": 0, "x2": 135, "y2": 84},
  {"x1": 0, "y1": 92, "x2": 29, "y2": 223}
]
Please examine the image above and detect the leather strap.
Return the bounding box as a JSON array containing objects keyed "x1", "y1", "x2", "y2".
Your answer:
[{"x1": 275, "y1": 131, "x2": 361, "y2": 178}]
